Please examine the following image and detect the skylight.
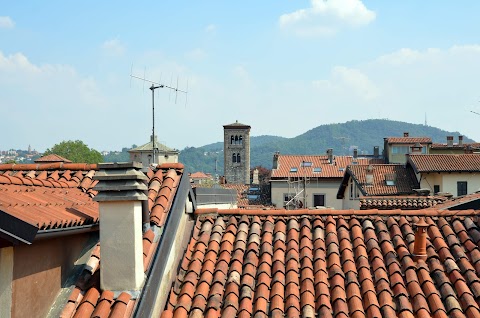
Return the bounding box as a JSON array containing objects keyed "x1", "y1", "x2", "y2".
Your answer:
[
  {"x1": 301, "y1": 161, "x2": 312, "y2": 167},
  {"x1": 313, "y1": 167, "x2": 322, "y2": 173},
  {"x1": 386, "y1": 180, "x2": 395, "y2": 186},
  {"x1": 290, "y1": 167, "x2": 298, "y2": 172}
]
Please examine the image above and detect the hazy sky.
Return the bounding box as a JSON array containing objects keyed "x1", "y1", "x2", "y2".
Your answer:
[{"x1": 2, "y1": 1, "x2": 480, "y2": 152}]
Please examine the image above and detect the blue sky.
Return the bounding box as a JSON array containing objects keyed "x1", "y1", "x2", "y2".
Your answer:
[{"x1": 2, "y1": 1, "x2": 480, "y2": 152}]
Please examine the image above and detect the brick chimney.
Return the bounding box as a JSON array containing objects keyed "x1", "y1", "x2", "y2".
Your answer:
[
  {"x1": 93, "y1": 162, "x2": 148, "y2": 295},
  {"x1": 447, "y1": 136, "x2": 454, "y2": 147},
  {"x1": 458, "y1": 135, "x2": 463, "y2": 146},
  {"x1": 327, "y1": 148, "x2": 333, "y2": 164},
  {"x1": 403, "y1": 132, "x2": 409, "y2": 137},
  {"x1": 365, "y1": 165, "x2": 374, "y2": 186},
  {"x1": 413, "y1": 217, "x2": 428, "y2": 262}
]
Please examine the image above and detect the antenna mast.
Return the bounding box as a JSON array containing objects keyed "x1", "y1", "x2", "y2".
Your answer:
[{"x1": 130, "y1": 69, "x2": 188, "y2": 166}]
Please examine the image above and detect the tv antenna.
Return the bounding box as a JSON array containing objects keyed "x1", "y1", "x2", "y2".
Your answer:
[{"x1": 130, "y1": 67, "x2": 188, "y2": 165}]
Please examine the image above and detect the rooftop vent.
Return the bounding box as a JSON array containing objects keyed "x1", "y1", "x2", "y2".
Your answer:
[{"x1": 413, "y1": 217, "x2": 428, "y2": 262}]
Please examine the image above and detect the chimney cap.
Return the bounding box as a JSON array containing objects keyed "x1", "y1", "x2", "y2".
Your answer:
[{"x1": 416, "y1": 217, "x2": 428, "y2": 228}]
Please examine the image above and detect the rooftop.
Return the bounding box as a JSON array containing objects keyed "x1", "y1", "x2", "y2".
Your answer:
[
  {"x1": 384, "y1": 137, "x2": 432, "y2": 144},
  {"x1": 129, "y1": 135, "x2": 178, "y2": 153},
  {"x1": 408, "y1": 154, "x2": 480, "y2": 173},
  {"x1": 338, "y1": 164, "x2": 419, "y2": 197},
  {"x1": 161, "y1": 207, "x2": 480, "y2": 318},
  {"x1": 271, "y1": 155, "x2": 384, "y2": 179}
]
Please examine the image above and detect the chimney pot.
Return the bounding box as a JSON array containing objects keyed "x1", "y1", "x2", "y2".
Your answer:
[
  {"x1": 459, "y1": 135, "x2": 463, "y2": 146},
  {"x1": 373, "y1": 146, "x2": 379, "y2": 157},
  {"x1": 404, "y1": 132, "x2": 409, "y2": 137},
  {"x1": 353, "y1": 148, "x2": 358, "y2": 159},
  {"x1": 413, "y1": 217, "x2": 428, "y2": 262}
]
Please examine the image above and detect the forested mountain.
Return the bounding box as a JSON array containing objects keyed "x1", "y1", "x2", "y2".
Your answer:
[{"x1": 180, "y1": 119, "x2": 476, "y2": 173}]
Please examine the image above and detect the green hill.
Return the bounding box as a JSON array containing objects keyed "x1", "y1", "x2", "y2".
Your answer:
[{"x1": 180, "y1": 119, "x2": 475, "y2": 173}]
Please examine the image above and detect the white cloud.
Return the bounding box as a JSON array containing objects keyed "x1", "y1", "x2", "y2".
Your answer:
[
  {"x1": 232, "y1": 65, "x2": 251, "y2": 84},
  {"x1": 185, "y1": 48, "x2": 207, "y2": 61},
  {"x1": 0, "y1": 16, "x2": 14, "y2": 29},
  {"x1": 313, "y1": 66, "x2": 379, "y2": 100},
  {"x1": 205, "y1": 24, "x2": 217, "y2": 33},
  {"x1": 279, "y1": 0, "x2": 375, "y2": 36},
  {"x1": 101, "y1": 38, "x2": 125, "y2": 57}
]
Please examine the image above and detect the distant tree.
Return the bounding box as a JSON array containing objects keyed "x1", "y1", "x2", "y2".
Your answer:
[
  {"x1": 4, "y1": 159, "x2": 16, "y2": 164},
  {"x1": 44, "y1": 140, "x2": 103, "y2": 164}
]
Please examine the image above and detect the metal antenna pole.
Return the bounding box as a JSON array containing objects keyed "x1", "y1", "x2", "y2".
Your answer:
[
  {"x1": 151, "y1": 84, "x2": 156, "y2": 163},
  {"x1": 149, "y1": 83, "x2": 165, "y2": 164}
]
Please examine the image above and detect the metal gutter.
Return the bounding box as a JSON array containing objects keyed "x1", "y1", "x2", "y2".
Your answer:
[
  {"x1": 133, "y1": 170, "x2": 192, "y2": 317},
  {"x1": 0, "y1": 210, "x2": 38, "y2": 245},
  {"x1": 35, "y1": 223, "x2": 99, "y2": 240}
]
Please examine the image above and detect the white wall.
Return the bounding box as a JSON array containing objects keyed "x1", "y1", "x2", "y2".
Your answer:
[
  {"x1": 271, "y1": 179, "x2": 343, "y2": 209},
  {"x1": 420, "y1": 172, "x2": 480, "y2": 196}
]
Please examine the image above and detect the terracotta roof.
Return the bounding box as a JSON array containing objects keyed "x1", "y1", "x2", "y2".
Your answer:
[
  {"x1": 408, "y1": 154, "x2": 480, "y2": 172},
  {"x1": 190, "y1": 172, "x2": 211, "y2": 179},
  {"x1": 271, "y1": 155, "x2": 384, "y2": 179},
  {"x1": 161, "y1": 209, "x2": 480, "y2": 317},
  {"x1": 431, "y1": 142, "x2": 480, "y2": 150},
  {"x1": 129, "y1": 135, "x2": 178, "y2": 153},
  {"x1": 223, "y1": 120, "x2": 251, "y2": 129},
  {"x1": 359, "y1": 196, "x2": 447, "y2": 210},
  {"x1": 434, "y1": 192, "x2": 480, "y2": 210},
  {"x1": 341, "y1": 164, "x2": 419, "y2": 197},
  {"x1": 385, "y1": 137, "x2": 432, "y2": 144},
  {"x1": 221, "y1": 184, "x2": 249, "y2": 207},
  {"x1": 35, "y1": 153, "x2": 72, "y2": 163},
  {"x1": 0, "y1": 164, "x2": 98, "y2": 231},
  {"x1": 59, "y1": 163, "x2": 185, "y2": 317}
]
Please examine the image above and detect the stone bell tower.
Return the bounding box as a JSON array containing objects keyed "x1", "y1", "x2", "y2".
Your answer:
[{"x1": 223, "y1": 120, "x2": 251, "y2": 184}]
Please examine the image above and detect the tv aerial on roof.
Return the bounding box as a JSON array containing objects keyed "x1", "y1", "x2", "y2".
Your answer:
[{"x1": 130, "y1": 65, "x2": 188, "y2": 164}]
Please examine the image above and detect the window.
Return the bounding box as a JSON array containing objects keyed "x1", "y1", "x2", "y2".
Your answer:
[
  {"x1": 338, "y1": 167, "x2": 345, "y2": 172},
  {"x1": 434, "y1": 185, "x2": 440, "y2": 194},
  {"x1": 232, "y1": 153, "x2": 237, "y2": 163},
  {"x1": 313, "y1": 194, "x2": 325, "y2": 207},
  {"x1": 237, "y1": 153, "x2": 241, "y2": 163},
  {"x1": 349, "y1": 182, "x2": 354, "y2": 200},
  {"x1": 235, "y1": 135, "x2": 239, "y2": 145},
  {"x1": 301, "y1": 161, "x2": 312, "y2": 167},
  {"x1": 457, "y1": 181, "x2": 467, "y2": 196},
  {"x1": 313, "y1": 167, "x2": 322, "y2": 173},
  {"x1": 284, "y1": 194, "x2": 294, "y2": 202},
  {"x1": 385, "y1": 180, "x2": 395, "y2": 186},
  {"x1": 392, "y1": 146, "x2": 409, "y2": 154},
  {"x1": 231, "y1": 136, "x2": 234, "y2": 144},
  {"x1": 239, "y1": 135, "x2": 243, "y2": 145},
  {"x1": 290, "y1": 167, "x2": 298, "y2": 172}
]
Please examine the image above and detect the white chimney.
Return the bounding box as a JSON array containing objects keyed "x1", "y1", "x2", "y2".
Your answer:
[
  {"x1": 365, "y1": 165, "x2": 374, "y2": 186},
  {"x1": 252, "y1": 168, "x2": 259, "y2": 184},
  {"x1": 93, "y1": 162, "x2": 148, "y2": 295},
  {"x1": 447, "y1": 136, "x2": 454, "y2": 147}
]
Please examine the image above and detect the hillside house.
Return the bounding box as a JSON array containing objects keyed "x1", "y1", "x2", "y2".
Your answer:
[
  {"x1": 128, "y1": 135, "x2": 179, "y2": 169},
  {"x1": 383, "y1": 132, "x2": 431, "y2": 164},
  {"x1": 430, "y1": 135, "x2": 480, "y2": 154},
  {"x1": 336, "y1": 164, "x2": 428, "y2": 209},
  {"x1": 407, "y1": 153, "x2": 480, "y2": 196},
  {"x1": 270, "y1": 150, "x2": 383, "y2": 209}
]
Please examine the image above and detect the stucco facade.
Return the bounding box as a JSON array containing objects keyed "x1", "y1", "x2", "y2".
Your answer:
[
  {"x1": 129, "y1": 135, "x2": 179, "y2": 168},
  {"x1": 271, "y1": 179, "x2": 342, "y2": 209},
  {"x1": 417, "y1": 172, "x2": 480, "y2": 196}
]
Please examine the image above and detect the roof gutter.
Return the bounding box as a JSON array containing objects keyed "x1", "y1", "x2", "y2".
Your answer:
[
  {"x1": 133, "y1": 170, "x2": 193, "y2": 317},
  {"x1": 35, "y1": 223, "x2": 99, "y2": 240}
]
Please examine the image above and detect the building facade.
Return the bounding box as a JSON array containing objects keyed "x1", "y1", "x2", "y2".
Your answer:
[
  {"x1": 128, "y1": 135, "x2": 179, "y2": 169},
  {"x1": 223, "y1": 121, "x2": 250, "y2": 184}
]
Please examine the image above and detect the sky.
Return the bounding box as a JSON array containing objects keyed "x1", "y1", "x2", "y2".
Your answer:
[{"x1": 1, "y1": 1, "x2": 480, "y2": 152}]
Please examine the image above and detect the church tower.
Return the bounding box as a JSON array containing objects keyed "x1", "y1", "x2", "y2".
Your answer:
[{"x1": 223, "y1": 120, "x2": 251, "y2": 184}]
